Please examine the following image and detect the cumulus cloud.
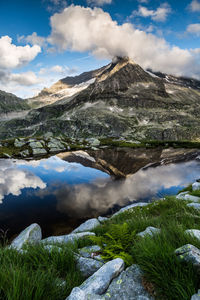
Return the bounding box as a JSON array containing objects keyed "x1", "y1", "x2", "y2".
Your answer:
[
  {"x1": 133, "y1": 3, "x2": 171, "y2": 22},
  {"x1": 187, "y1": 23, "x2": 200, "y2": 36},
  {"x1": 39, "y1": 65, "x2": 78, "y2": 75},
  {"x1": 189, "y1": 0, "x2": 200, "y2": 12},
  {"x1": 48, "y1": 5, "x2": 200, "y2": 79},
  {"x1": 18, "y1": 32, "x2": 46, "y2": 47},
  {"x1": 0, "y1": 160, "x2": 46, "y2": 203},
  {"x1": 43, "y1": 0, "x2": 68, "y2": 12},
  {"x1": 0, "y1": 36, "x2": 41, "y2": 69},
  {"x1": 87, "y1": 0, "x2": 112, "y2": 6}
]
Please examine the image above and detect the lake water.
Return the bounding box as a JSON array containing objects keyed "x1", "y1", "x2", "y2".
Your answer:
[{"x1": 0, "y1": 150, "x2": 199, "y2": 240}]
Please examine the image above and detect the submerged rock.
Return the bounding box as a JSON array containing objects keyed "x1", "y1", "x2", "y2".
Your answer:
[
  {"x1": 112, "y1": 202, "x2": 148, "y2": 217},
  {"x1": 101, "y1": 264, "x2": 154, "y2": 300},
  {"x1": 137, "y1": 226, "x2": 161, "y2": 238},
  {"x1": 10, "y1": 223, "x2": 42, "y2": 251},
  {"x1": 175, "y1": 244, "x2": 200, "y2": 268},
  {"x1": 41, "y1": 232, "x2": 95, "y2": 244},
  {"x1": 72, "y1": 218, "x2": 100, "y2": 233},
  {"x1": 185, "y1": 229, "x2": 200, "y2": 241}
]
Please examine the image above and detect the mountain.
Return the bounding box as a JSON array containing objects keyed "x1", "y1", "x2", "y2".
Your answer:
[
  {"x1": 0, "y1": 90, "x2": 30, "y2": 114},
  {"x1": 0, "y1": 57, "x2": 200, "y2": 141}
]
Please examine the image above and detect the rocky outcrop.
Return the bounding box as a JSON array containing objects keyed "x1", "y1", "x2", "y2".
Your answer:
[{"x1": 10, "y1": 223, "x2": 42, "y2": 251}]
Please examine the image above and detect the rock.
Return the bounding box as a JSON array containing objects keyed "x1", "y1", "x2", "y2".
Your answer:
[
  {"x1": 192, "y1": 182, "x2": 200, "y2": 191},
  {"x1": 41, "y1": 232, "x2": 95, "y2": 245},
  {"x1": 67, "y1": 258, "x2": 125, "y2": 299},
  {"x1": 101, "y1": 264, "x2": 153, "y2": 300},
  {"x1": 112, "y1": 202, "x2": 148, "y2": 217},
  {"x1": 86, "y1": 138, "x2": 100, "y2": 147},
  {"x1": 14, "y1": 138, "x2": 27, "y2": 148},
  {"x1": 29, "y1": 141, "x2": 44, "y2": 148},
  {"x1": 32, "y1": 148, "x2": 47, "y2": 156},
  {"x1": 137, "y1": 226, "x2": 161, "y2": 238},
  {"x1": 47, "y1": 138, "x2": 66, "y2": 153},
  {"x1": 10, "y1": 223, "x2": 42, "y2": 251},
  {"x1": 176, "y1": 192, "x2": 189, "y2": 200},
  {"x1": 187, "y1": 203, "x2": 200, "y2": 210},
  {"x1": 75, "y1": 254, "x2": 104, "y2": 278},
  {"x1": 175, "y1": 244, "x2": 200, "y2": 268},
  {"x1": 72, "y1": 218, "x2": 100, "y2": 233},
  {"x1": 98, "y1": 216, "x2": 109, "y2": 223},
  {"x1": 79, "y1": 245, "x2": 101, "y2": 258},
  {"x1": 191, "y1": 290, "x2": 200, "y2": 300},
  {"x1": 19, "y1": 149, "x2": 29, "y2": 157},
  {"x1": 185, "y1": 229, "x2": 200, "y2": 241},
  {"x1": 43, "y1": 245, "x2": 62, "y2": 252}
]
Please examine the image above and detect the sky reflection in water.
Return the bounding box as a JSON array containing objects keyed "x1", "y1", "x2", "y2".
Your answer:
[{"x1": 0, "y1": 155, "x2": 199, "y2": 237}]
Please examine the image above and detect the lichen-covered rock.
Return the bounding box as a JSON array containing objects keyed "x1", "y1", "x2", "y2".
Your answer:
[
  {"x1": 175, "y1": 244, "x2": 200, "y2": 268},
  {"x1": 41, "y1": 232, "x2": 95, "y2": 245},
  {"x1": 101, "y1": 264, "x2": 154, "y2": 300},
  {"x1": 137, "y1": 227, "x2": 161, "y2": 238},
  {"x1": 72, "y1": 218, "x2": 100, "y2": 233},
  {"x1": 112, "y1": 202, "x2": 148, "y2": 217},
  {"x1": 185, "y1": 229, "x2": 200, "y2": 241},
  {"x1": 192, "y1": 182, "x2": 200, "y2": 191},
  {"x1": 187, "y1": 203, "x2": 200, "y2": 210},
  {"x1": 67, "y1": 287, "x2": 87, "y2": 300},
  {"x1": 75, "y1": 255, "x2": 104, "y2": 278},
  {"x1": 79, "y1": 245, "x2": 101, "y2": 258},
  {"x1": 10, "y1": 223, "x2": 42, "y2": 251},
  {"x1": 191, "y1": 290, "x2": 200, "y2": 300}
]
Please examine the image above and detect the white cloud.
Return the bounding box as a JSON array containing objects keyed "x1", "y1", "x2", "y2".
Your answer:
[
  {"x1": 137, "y1": 0, "x2": 149, "y2": 3},
  {"x1": 10, "y1": 71, "x2": 43, "y2": 86},
  {"x1": 134, "y1": 3, "x2": 171, "y2": 22},
  {"x1": 0, "y1": 36, "x2": 41, "y2": 69},
  {"x1": 87, "y1": 0, "x2": 112, "y2": 6},
  {"x1": 189, "y1": 0, "x2": 200, "y2": 12},
  {"x1": 187, "y1": 23, "x2": 200, "y2": 36},
  {"x1": 43, "y1": 0, "x2": 68, "y2": 12},
  {"x1": 48, "y1": 5, "x2": 200, "y2": 79},
  {"x1": 18, "y1": 32, "x2": 46, "y2": 47}
]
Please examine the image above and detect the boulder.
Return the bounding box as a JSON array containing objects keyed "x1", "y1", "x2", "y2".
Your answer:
[
  {"x1": 67, "y1": 258, "x2": 124, "y2": 299},
  {"x1": 176, "y1": 192, "x2": 189, "y2": 200},
  {"x1": 19, "y1": 149, "x2": 29, "y2": 157},
  {"x1": 10, "y1": 223, "x2": 42, "y2": 251},
  {"x1": 112, "y1": 202, "x2": 148, "y2": 217},
  {"x1": 187, "y1": 203, "x2": 200, "y2": 210},
  {"x1": 98, "y1": 216, "x2": 109, "y2": 223},
  {"x1": 191, "y1": 290, "x2": 200, "y2": 300},
  {"x1": 43, "y1": 245, "x2": 62, "y2": 253},
  {"x1": 192, "y1": 182, "x2": 200, "y2": 191},
  {"x1": 32, "y1": 148, "x2": 47, "y2": 156},
  {"x1": 137, "y1": 227, "x2": 161, "y2": 238},
  {"x1": 175, "y1": 244, "x2": 200, "y2": 268},
  {"x1": 185, "y1": 229, "x2": 200, "y2": 241},
  {"x1": 14, "y1": 138, "x2": 27, "y2": 148},
  {"x1": 79, "y1": 245, "x2": 101, "y2": 258},
  {"x1": 101, "y1": 264, "x2": 154, "y2": 299},
  {"x1": 75, "y1": 255, "x2": 104, "y2": 278},
  {"x1": 176, "y1": 192, "x2": 200, "y2": 202},
  {"x1": 72, "y1": 218, "x2": 100, "y2": 233},
  {"x1": 41, "y1": 232, "x2": 95, "y2": 245}
]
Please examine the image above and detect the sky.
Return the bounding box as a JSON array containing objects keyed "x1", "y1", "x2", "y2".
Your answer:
[{"x1": 0, "y1": 0, "x2": 200, "y2": 98}]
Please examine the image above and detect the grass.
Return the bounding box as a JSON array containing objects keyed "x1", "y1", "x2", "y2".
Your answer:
[
  {"x1": 0, "y1": 242, "x2": 84, "y2": 300},
  {"x1": 92, "y1": 197, "x2": 200, "y2": 300}
]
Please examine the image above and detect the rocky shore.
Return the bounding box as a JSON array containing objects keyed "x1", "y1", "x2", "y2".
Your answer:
[{"x1": 7, "y1": 180, "x2": 200, "y2": 300}]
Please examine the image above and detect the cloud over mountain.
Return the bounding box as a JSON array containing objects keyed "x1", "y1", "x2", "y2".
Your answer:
[{"x1": 48, "y1": 5, "x2": 200, "y2": 78}]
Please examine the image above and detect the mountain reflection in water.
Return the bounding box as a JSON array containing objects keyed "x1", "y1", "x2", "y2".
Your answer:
[{"x1": 0, "y1": 149, "x2": 199, "y2": 240}]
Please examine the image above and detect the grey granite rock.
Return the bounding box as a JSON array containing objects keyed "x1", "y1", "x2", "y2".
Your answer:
[
  {"x1": 192, "y1": 182, "x2": 200, "y2": 191},
  {"x1": 137, "y1": 227, "x2": 161, "y2": 238},
  {"x1": 67, "y1": 287, "x2": 87, "y2": 300},
  {"x1": 175, "y1": 244, "x2": 200, "y2": 268},
  {"x1": 176, "y1": 192, "x2": 200, "y2": 202},
  {"x1": 32, "y1": 148, "x2": 47, "y2": 156},
  {"x1": 19, "y1": 149, "x2": 29, "y2": 157},
  {"x1": 14, "y1": 138, "x2": 27, "y2": 148},
  {"x1": 101, "y1": 264, "x2": 153, "y2": 300},
  {"x1": 41, "y1": 232, "x2": 95, "y2": 245},
  {"x1": 79, "y1": 245, "x2": 101, "y2": 258},
  {"x1": 112, "y1": 202, "x2": 148, "y2": 217},
  {"x1": 191, "y1": 290, "x2": 200, "y2": 300},
  {"x1": 187, "y1": 203, "x2": 200, "y2": 210},
  {"x1": 72, "y1": 218, "x2": 100, "y2": 233},
  {"x1": 98, "y1": 216, "x2": 109, "y2": 223},
  {"x1": 10, "y1": 223, "x2": 42, "y2": 251},
  {"x1": 176, "y1": 192, "x2": 189, "y2": 200},
  {"x1": 185, "y1": 229, "x2": 200, "y2": 241},
  {"x1": 43, "y1": 245, "x2": 62, "y2": 252},
  {"x1": 75, "y1": 255, "x2": 104, "y2": 278}
]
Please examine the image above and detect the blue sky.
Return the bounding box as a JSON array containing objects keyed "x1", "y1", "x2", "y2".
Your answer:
[{"x1": 0, "y1": 0, "x2": 200, "y2": 98}]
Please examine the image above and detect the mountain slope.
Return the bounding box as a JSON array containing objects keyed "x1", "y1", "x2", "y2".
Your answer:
[
  {"x1": 1, "y1": 57, "x2": 200, "y2": 141},
  {"x1": 0, "y1": 90, "x2": 30, "y2": 114}
]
